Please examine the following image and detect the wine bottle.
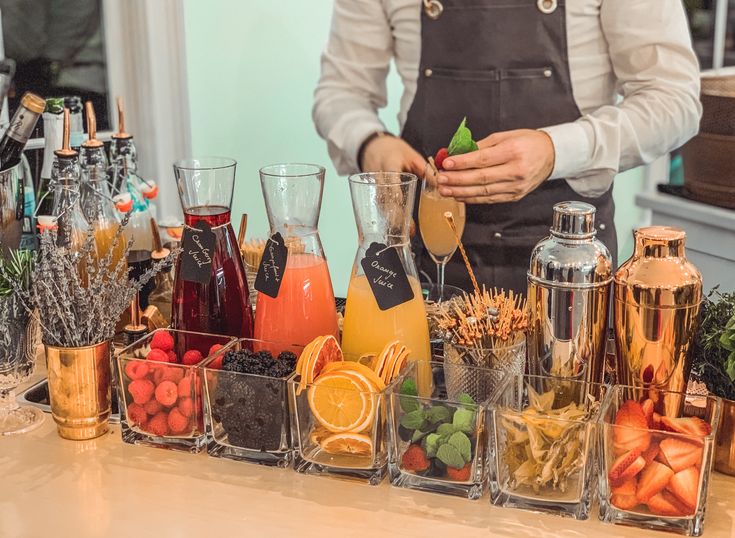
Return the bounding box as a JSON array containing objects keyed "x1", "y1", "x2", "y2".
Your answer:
[
  {"x1": 37, "y1": 98, "x2": 65, "y2": 219},
  {"x1": 0, "y1": 92, "x2": 45, "y2": 172},
  {"x1": 64, "y1": 96, "x2": 84, "y2": 152}
]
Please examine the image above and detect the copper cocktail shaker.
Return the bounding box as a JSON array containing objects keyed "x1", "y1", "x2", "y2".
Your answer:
[
  {"x1": 527, "y1": 202, "x2": 613, "y2": 384},
  {"x1": 613, "y1": 227, "x2": 702, "y2": 415}
]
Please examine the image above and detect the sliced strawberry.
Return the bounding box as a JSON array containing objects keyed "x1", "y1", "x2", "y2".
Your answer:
[
  {"x1": 642, "y1": 441, "x2": 660, "y2": 465},
  {"x1": 613, "y1": 400, "x2": 651, "y2": 454},
  {"x1": 667, "y1": 466, "x2": 700, "y2": 511},
  {"x1": 652, "y1": 412, "x2": 663, "y2": 430},
  {"x1": 434, "y1": 147, "x2": 449, "y2": 170},
  {"x1": 660, "y1": 416, "x2": 711, "y2": 443},
  {"x1": 647, "y1": 491, "x2": 691, "y2": 517},
  {"x1": 611, "y1": 492, "x2": 639, "y2": 511},
  {"x1": 658, "y1": 437, "x2": 703, "y2": 472},
  {"x1": 608, "y1": 450, "x2": 645, "y2": 486},
  {"x1": 636, "y1": 461, "x2": 674, "y2": 503},
  {"x1": 612, "y1": 476, "x2": 638, "y2": 496},
  {"x1": 641, "y1": 399, "x2": 654, "y2": 428}
]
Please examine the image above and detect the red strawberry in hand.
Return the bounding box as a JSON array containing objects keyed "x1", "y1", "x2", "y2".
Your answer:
[{"x1": 434, "y1": 147, "x2": 449, "y2": 170}]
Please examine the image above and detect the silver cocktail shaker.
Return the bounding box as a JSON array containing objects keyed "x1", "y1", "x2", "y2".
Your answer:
[{"x1": 527, "y1": 201, "x2": 613, "y2": 383}]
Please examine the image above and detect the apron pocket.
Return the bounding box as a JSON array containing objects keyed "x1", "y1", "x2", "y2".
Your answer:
[
  {"x1": 498, "y1": 66, "x2": 557, "y2": 130},
  {"x1": 421, "y1": 67, "x2": 500, "y2": 154}
]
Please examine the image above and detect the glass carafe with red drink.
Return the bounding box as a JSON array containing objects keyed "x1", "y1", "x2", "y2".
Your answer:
[
  {"x1": 254, "y1": 164, "x2": 338, "y2": 347},
  {"x1": 172, "y1": 158, "x2": 253, "y2": 350}
]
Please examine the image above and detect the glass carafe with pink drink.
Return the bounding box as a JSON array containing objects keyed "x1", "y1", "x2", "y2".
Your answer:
[
  {"x1": 254, "y1": 164, "x2": 338, "y2": 347},
  {"x1": 172, "y1": 158, "x2": 253, "y2": 351}
]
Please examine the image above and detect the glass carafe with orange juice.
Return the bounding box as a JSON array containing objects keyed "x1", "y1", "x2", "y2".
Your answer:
[
  {"x1": 254, "y1": 164, "x2": 339, "y2": 347},
  {"x1": 341, "y1": 172, "x2": 431, "y2": 393}
]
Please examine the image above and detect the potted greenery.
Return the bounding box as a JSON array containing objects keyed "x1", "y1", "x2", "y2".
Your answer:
[{"x1": 692, "y1": 288, "x2": 735, "y2": 475}]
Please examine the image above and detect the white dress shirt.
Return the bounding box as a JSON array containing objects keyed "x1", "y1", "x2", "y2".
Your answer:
[{"x1": 313, "y1": 0, "x2": 702, "y2": 197}]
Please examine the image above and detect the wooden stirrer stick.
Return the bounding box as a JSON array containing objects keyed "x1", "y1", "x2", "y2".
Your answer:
[{"x1": 444, "y1": 211, "x2": 481, "y2": 297}]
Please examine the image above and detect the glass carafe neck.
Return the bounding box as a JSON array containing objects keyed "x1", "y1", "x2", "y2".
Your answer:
[
  {"x1": 259, "y1": 164, "x2": 325, "y2": 234},
  {"x1": 349, "y1": 173, "x2": 417, "y2": 245}
]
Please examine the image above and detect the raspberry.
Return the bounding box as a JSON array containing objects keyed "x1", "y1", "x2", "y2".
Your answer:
[
  {"x1": 209, "y1": 344, "x2": 224, "y2": 356},
  {"x1": 167, "y1": 408, "x2": 190, "y2": 434},
  {"x1": 128, "y1": 379, "x2": 155, "y2": 405},
  {"x1": 401, "y1": 444, "x2": 430, "y2": 472},
  {"x1": 146, "y1": 348, "x2": 169, "y2": 363},
  {"x1": 446, "y1": 463, "x2": 471, "y2": 482},
  {"x1": 182, "y1": 349, "x2": 204, "y2": 366},
  {"x1": 154, "y1": 366, "x2": 185, "y2": 385},
  {"x1": 178, "y1": 397, "x2": 194, "y2": 418},
  {"x1": 177, "y1": 375, "x2": 193, "y2": 398},
  {"x1": 126, "y1": 403, "x2": 147, "y2": 426},
  {"x1": 435, "y1": 147, "x2": 449, "y2": 170},
  {"x1": 144, "y1": 399, "x2": 162, "y2": 415},
  {"x1": 209, "y1": 355, "x2": 224, "y2": 369},
  {"x1": 155, "y1": 380, "x2": 178, "y2": 407},
  {"x1": 124, "y1": 360, "x2": 150, "y2": 380},
  {"x1": 150, "y1": 330, "x2": 174, "y2": 352},
  {"x1": 146, "y1": 411, "x2": 169, "y2": 436},
  {"x1": 167, "y1": 351, "x2": 178, "y2": 363}
]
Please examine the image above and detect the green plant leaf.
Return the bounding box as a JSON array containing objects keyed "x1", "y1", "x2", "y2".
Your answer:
[
  {"x1": 423, "y1": 433, "x2": 441, "y2": 458},
  {"x1": 399, "y1": 379, "x2": 420, "y2": 413},
  {"x1": 447, "y1": 117, "x2": 478, "y2": 156},
  {"x1": 437, "y1": 423, "x2": 457, "y2": 437},
  {"x1": 437, "y1": 443, "x2": 465, "y2": 469},
  {"x1": 457, "y1": 393, "x2": 477, "y2": 409},
  {"x1": 727, "y1": 352, "x2": 735, "y2": 381},
  {"x1": 720, "y1": 331, "x2": 735, "y2": 351},
  {"x1": 448, "y1": 431, "x2": 472, "y2": 463},
  {"x1": 412, "y1": 429, "x2": 428, "y2": 443},
  {"x1": 400, "y1": 409, "x2": 425, "y2": 431},
  {"x1": 425, "y1": 405, "x2": 452, "y2": 424},
  {"x1": 453, "y1": 408, "x2": 475, "y2": 434}
]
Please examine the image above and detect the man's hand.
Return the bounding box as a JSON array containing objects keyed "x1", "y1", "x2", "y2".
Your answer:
[
  {"x1": 437, "y1": 129, "x2": 556, "y2": 204},
  {"x1": 361, "y1": 135, "x2": 426, "y2": 177}
]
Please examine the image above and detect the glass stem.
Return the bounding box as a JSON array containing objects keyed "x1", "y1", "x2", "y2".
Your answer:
[{"x1": 437, "y1": 261, "x2": 446, "y2": 303}]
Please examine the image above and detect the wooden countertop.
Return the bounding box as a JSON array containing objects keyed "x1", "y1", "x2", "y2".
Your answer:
[{"x1": 2, "y1": 381, "x2": 735, "y2": 538}]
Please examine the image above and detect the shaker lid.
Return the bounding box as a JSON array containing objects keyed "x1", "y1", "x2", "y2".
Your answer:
[
  {"x1": 528, "y1": 201, "x2": 613, "y2": 287},
  {"x1": 551, "y1": 201, "x2": 596, "y2": 238}
]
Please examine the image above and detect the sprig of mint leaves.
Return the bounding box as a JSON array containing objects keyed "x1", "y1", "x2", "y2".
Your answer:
[
  {"x1": 398, "y1": 378, "x2": 477, "y2": 469},
  {"x1": 447, "y1": 117, "x2": 479, "y2": 156}
]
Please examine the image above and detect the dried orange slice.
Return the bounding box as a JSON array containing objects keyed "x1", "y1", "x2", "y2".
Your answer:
[
  {"x1": 320, "y1": 432, "x2": 374, "y2": 457},
  {"x1": 309, "y1": 425, "x2": 332, "y2": 445},
  {"x1": 307, "y1": 372, "x2": 373, "y2": 433},
  {"x1": 386, "y1": 345, "x2": 411, "y2": 383},
  {"x1": 321, "y1": 361, "x2": 386, "y2": 392},
  {"x1": 373, "y1": 340, "x2": 399, "y2": 380},
  {"x1": 306, "y1": 335, "x2": 342, "y2": 383}
]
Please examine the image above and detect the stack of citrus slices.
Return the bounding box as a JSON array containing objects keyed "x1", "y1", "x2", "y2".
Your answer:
[{"x1": 295, "y1": 337, "x2": 411, "y2": 458}]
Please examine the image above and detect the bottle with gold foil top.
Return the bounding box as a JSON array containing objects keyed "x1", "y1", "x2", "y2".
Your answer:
[
  {"x1": 146, "y1": 218, "x2": 173, "y2": 324},
  {"x1": 613, "y1": 226, "x2": 702, "y2": 415},
  {"x1": 527, "y1": 201, "x2": 613, "y2": 384}
]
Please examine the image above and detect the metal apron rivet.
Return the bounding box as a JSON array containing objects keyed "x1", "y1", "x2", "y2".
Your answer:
[
  {"x1": 537, "y1": 0, "x2": 558, "y2": 14},
  {"x1": 493, "y1": 232, "x2": 502, "y2": 239},
  {"x1": 424, "y1": 68, "x2": 433, "y2": 77},
  {"x1": 423, "y1": 0, "x2": 444, "y2": 20},
  {"x1": 543, "y1": 69, "x2": 552, "y2": 78},
  {"x1": 599, "y1": 223, "x2": 606, "y2": 231}
]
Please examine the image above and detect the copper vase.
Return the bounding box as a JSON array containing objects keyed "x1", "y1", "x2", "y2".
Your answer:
[
  {"x1": 45, "y1": 340, "x2": 112, "y2": 440},
  {"x1": 613, "y1": 227, "x2": 702, "y2": 416}
]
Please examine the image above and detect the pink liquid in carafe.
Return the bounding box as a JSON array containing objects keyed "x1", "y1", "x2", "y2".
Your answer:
[{"x1": 172, "y1": 205, "x2": 253, "y2": 352}]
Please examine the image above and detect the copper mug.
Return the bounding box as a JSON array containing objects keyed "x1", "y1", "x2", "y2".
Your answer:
[
  {"x1": 613, "y1": 227, "x2": 702, "y2": 416},
  {"x1": 45, "y1": 340, "x2": 112, "y2": 440}
]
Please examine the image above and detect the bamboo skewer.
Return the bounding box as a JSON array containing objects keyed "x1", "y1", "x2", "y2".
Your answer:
[{"x1": 444, "y1": 211, "x2": 480, "y2": 297}]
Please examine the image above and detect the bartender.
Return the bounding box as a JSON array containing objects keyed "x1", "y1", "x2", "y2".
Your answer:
[{"x1": 312, "y1": 0, "x2": 701, "y2": 293}]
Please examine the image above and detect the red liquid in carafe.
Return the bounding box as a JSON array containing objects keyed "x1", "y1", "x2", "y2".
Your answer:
[{"x1": 172, "y1": 206, "x2": 253, "y2": 352}]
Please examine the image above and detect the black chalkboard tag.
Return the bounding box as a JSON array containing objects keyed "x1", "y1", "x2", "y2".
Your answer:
[
  {"x1": 360, "y1": 242, "x2": 414, "y2": 311},
  {"x1": 255, "y1": 232, "x2": 288, "y2": 298},
  {"x1": 180, "y1": 221, "x2": 216, "y2": 284}
]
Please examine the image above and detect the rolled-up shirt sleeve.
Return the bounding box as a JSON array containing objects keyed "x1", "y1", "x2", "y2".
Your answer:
[
  {"x1": 541, "y1": 0, "x2": 702, "y2": 196},
  {"x1": 313, "y1": 0, "x2": 394, "y2": 175}
]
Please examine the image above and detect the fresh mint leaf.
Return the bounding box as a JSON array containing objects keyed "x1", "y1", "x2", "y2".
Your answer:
[
  {"x1": 437, "y1": 443, "x2": 465, "y2": 469},
  {"x1": 457, "y1": 393, "x2": 477, "y2": 409},
  {"x1": 425, "y1": 405, "x2": 452, "y2": 424},
  {"x1": 400, "y1": 409, "x2": 425, "y2": 431},
  {"x1": 437, "y1": 423, "x2": 457, "y2": 437},
  {"x1": 453, "y1": 408, "x2": 475, "y2": 434},
  {"x1": 448, "y1": 431, "x2": 472, "y2": 463},
  {"x1": 423, "y1": 433, "x2": 441, "y2": 458},
  {"x1": 412, "y1": 429, "x2": 428, "y2": 443},
  {"x1": 447, "y1": 117, "x2": 478, "y2": 156},
  {"x1": 399, "y1": 379, "x2": 420, "y2": 413}
]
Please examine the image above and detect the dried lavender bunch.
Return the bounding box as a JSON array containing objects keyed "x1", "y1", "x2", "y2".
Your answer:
[{"x1": 10, "y1": 215, "x2": 179, "y2": 348}]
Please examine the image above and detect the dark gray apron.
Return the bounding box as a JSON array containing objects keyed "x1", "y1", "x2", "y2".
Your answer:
[{"x1": 403, "y1": 0, "x2": 617, "y2": 294}]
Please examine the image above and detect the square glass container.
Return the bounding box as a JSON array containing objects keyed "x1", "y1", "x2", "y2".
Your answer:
[
  {"x1": 202, "y1": 339, "x2": 303, "y2": 467},
  {"x1": 116, "y1": 329, "x2": 235, "y2": 453},
  {"x1": 288, "y1": 361, "x2": 407, "y2": 485},
  {"x1": 598, "y1": 385, "x2": 721, "y2": 536},
  {"x1": 388, "y1": 361, "x2": 505, "y2": 499},
  {"x1": 489, "y1": 374, "x2": 607, "y2": 519}
]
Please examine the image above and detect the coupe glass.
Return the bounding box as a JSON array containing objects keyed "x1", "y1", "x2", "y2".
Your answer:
[
  {"x1": 418, "y1": 163, "x2": 466, "y2": 301},
  {"x1": 0, "y1": 300, "x2": 43, "y2": 436}
]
